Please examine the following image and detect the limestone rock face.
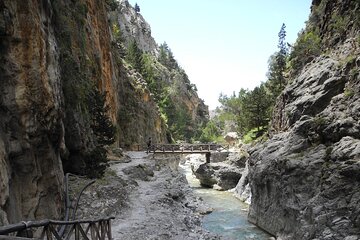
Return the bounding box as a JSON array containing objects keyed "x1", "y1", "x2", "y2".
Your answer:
[
  {"x1": 0, "y1": 0, "x2": 167, "y2": 224},
  {"x1": 117, "y1": 0, "x2": 158, "y2": 54},
  {"x1": 0, "y1": 0, "x2": 203, "y2": 225},
  {"x1": 114, "y1": 0, "x2": 209, "y2": 142},
  {"x1": 0, "y1": 0, "x2": 64, "y2": 224},
  {"x1": 248, "y1": 12, "x2": 360, "y2": 240}
]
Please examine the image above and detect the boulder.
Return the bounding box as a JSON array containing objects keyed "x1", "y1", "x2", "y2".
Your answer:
[
  {"x1": 233, "y1": 159, "x2": 251, "y2": 204},
  {"x1": 192, "y1": 163, "x2": 243, "y2": 190},
  {"x1": 224, "y1": 132, "x2": 239, "y2": 145},
  {"x1": 209, "y1": 152, "x2": 229, "y2": 163},
  {"x1": 122, "y1": 164, "x2": 154, "y2": 181}
]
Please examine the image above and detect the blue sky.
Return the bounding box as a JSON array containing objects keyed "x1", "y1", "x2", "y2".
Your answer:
[{"x1": 127, "y1": 0, "x2": 312, "y2": 109}]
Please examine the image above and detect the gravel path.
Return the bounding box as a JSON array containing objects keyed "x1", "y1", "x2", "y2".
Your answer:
[{"x1": 110, "y1": 152, "x2": 219, "y2": 240}]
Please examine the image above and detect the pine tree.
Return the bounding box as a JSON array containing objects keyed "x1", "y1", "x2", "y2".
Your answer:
[
  {"x1": 266, "y1": 23, "x2": 289, "y2": 102},
  {"x1": 126, "y1": 39, "x2": 143, "y2": 72},
  {"x1": 243, "y1": 84, "x2": 270, "y2": 134},
  {"x1": 158, "y1": 42, "x2": 179, "y2": 70},
  {"x1": 276, "y1": 23, "x2": 288, "y2": 90},
  {"x1": 85, "y1": 88, "x2": 115, "y2": 178},
  {"x1": 88, "y1": 89, "x2": 115, "y2": 146}
]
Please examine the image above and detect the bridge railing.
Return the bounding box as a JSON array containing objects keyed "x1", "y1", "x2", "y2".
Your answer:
[
  {"x1": 0, "y1": 217, "x2": 114, "y2": 240},
  {"x1": 149, "y1": 144, "x2": 229, "y2": 153}
]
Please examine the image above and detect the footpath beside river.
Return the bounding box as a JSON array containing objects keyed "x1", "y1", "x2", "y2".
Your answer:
[{"x1": 73, "y1": 151, "x2": 272, "y2": 239}]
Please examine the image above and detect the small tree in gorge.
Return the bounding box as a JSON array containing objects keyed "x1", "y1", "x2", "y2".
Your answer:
[{"x1": 85, "y1": 88, "x2": 115, "y2": 178}]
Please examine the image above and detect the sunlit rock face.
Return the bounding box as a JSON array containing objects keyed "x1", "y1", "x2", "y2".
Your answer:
[
  {"x1": 116, "y1": 0, "x2": 158, "y2": 54},
  {"x1": 247, "y1": 0, "x2": 360, "y2": 239},
  {"x1": 115, "y1": 0, "x2": 209, "y2": 143}
]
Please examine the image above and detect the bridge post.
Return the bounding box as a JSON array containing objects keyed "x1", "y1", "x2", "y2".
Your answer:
[{"x1": 206, "y1": 152, "x2": 211, "y2": 163}]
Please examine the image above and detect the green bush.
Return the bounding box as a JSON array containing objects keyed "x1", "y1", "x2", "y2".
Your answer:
[
  {"x1": 84, "y1": 148, "x2": 108, "y2": 179},
  {"x1": 289, "y1": 30, "x2": 321, "y2": 75}
]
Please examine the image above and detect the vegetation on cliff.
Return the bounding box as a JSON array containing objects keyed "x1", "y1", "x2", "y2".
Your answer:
[
  {"x1": 205, "y1": 0, "x2": 360, "y2": 144},
  {"x1": 112, "y1": 3, "x2": 208, "y2": 143},
  {"x1": 246, "y1": 1, "x2": 360, "y2": 238}
]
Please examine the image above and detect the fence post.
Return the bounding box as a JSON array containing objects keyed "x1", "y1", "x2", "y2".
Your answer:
[
  {"x1": 206, "y1": 152, "x2": 211, "y2": 163},
  {"x1": 107, "y1": 220, "x2": 112, "y2": 240}
]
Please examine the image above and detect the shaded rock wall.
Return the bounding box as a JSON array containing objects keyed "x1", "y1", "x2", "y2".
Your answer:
[
  {"x1": 0, "y1": 0, "x2": 64, "y2": 224},
  {"x1": 0, "y1": 0, "x2": 167, "y2": 224},
  {"x1": 248, "y1": 1, "x2": 360, "y2": 238}
]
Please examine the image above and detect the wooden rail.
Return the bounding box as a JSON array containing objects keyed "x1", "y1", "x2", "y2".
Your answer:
[
  {"x1": 147, "y1": 144, "x2": 229, "y2": 163},
  {"x1": 148, "y1": 144, "x2": 229, "y2": 153},
  {"x1": 0, "y1": 217, "x2": 114, "y2": 240}
]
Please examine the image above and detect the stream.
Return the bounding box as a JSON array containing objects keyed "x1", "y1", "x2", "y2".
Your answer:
[{"x1": 180, "y1": 159, "x2": 272, "y2": 240}]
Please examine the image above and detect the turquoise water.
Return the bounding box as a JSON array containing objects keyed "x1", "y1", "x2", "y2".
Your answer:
[{"x1": 181, "y1": 162, "x2": 272, "y2": 240}]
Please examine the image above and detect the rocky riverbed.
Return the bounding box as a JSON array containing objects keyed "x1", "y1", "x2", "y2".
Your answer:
[{"x1": 71, "y1": 151, "x2": 219, "y2": 240}]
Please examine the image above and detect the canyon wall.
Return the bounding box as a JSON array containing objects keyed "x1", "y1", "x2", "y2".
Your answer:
[
  {"x1": 248, "y1": 0, "x2": 360, "y2": 239},
  {"x1": 0, "y1": 0, "x2": 65, "y2": 225},
  {"x1": 0, "y1": 0, "x2": 206, "y2": 224}
]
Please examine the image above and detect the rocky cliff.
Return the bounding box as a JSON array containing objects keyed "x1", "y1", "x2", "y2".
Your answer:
[
  {"x1": 0, "y1": 0, "x2": 206, "y2": 224},
  {"x1": 248, "y1": 0, "x2": 360, "y2": 239},
  {"x1": 0, "y1": 0, "x2": 65, "y2": 225},
  {"x1": 114, "y1": 0, "x2": 209, "y2": 142}
]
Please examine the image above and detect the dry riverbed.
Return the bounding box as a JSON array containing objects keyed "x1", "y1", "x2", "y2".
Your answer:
[{"x1": 72, "y1": 151, "x2": 219, "y2": 240}]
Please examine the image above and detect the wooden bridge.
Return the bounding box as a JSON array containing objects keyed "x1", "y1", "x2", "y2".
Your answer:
[{"x1": 148, "y1": 144, "x2": 229, "y2": 163}]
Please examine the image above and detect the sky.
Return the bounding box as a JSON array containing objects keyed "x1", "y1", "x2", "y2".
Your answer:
[{"x1": 127, "y1": 0, "x2": 312, "y2": 109}]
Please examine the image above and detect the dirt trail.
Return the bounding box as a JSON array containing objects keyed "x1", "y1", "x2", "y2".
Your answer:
[{"x1": 110, "y1": 151, "x2": 219, "y2": 240}]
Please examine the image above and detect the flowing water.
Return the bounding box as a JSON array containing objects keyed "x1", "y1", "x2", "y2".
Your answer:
[{"x1": 180, "y1": 160, "x2": 272, "y2": 240}]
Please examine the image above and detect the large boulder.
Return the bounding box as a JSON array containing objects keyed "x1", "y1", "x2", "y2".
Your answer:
[
  {"x1": 192, "y1": 163, "x2": 243, "y2": 191},
  {"x1": 224, "y1": 132, "x2": 239, "y2": 145}
]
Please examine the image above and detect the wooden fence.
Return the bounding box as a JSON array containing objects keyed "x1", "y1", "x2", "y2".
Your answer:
[
  {"x1": 0, "y1": 217, "x2": 114, "y2": 240},
  {"x1": 148, "y1": 144, "x2": 229, "y2": 153}
]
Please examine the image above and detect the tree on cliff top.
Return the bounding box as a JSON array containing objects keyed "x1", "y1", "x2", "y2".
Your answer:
[
  {"x1": 266, "y1": 23, "x2": 288, "y2": 101},
  {"x1": 135, "y1": 3, "x2": 140, "y2": 13}
]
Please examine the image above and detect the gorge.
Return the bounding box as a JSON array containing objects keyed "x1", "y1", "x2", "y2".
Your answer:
[{"x1": 1, "y1": 0, "x2": 360, "y2": 240}]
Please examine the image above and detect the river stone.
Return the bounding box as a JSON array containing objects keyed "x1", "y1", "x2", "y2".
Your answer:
[
  {"x1": 193, "y1": 163, "x2": 243, "y2": 190},
  {"x1": 210, "y1": 152, "x2": 229, "y2": 163},
  {"x1": 122, "y1": 163, "x2": 155, "y2": 181}
]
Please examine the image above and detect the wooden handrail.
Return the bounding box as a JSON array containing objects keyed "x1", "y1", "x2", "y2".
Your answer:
[
  {"x1": 148, "y1": 144, "x2": 229, "y2": 153},
  {"x1": 0, "y1": 217, "x2": 115, "y2": 240}
]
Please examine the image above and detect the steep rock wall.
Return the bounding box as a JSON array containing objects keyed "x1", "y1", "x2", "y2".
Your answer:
[
  {"x1": 114, "y1": 63, "x2": 168, "y2": 148},
  {"x1": 0, "y1": 0, "x2": 64, "y2": 224},
  {"x1": 115, "y1": 0, "x2": 209, "y2": 142},
  {"x1": 0, "y1": 0, "x2": 169, "y2": 224},
  {"x1": 52, "y1": 0, "x2": 167, "y2": 169},
  {"x1": 248, "y1": 1, "x2": 360, "y2": 239}
]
